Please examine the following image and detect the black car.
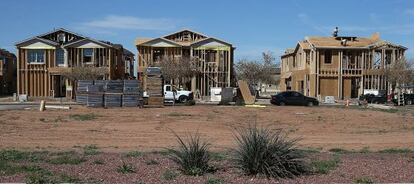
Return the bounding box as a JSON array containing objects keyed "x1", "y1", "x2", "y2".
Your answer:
[{"x1": 271, "y1": 91, "x2": 319, "y2": 106}]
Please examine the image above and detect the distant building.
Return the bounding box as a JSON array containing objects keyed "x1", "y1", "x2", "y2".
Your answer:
[
  {"x1": 280, "y1": 32, "x2": 407, "y2": 99},
  {"x1": 0, "y1": 48, "x2": 17, "y2": 95},
  {"x1": 15, "y1": 28, "x2": 129, "y2": 98},
  {"x1": 136, "y1": 29, "x2": 235, "y2": 98}
]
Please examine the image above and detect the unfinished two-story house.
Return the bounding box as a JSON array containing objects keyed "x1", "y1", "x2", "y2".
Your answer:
[
  {"x1": 15, "y1": 28, "x2": 128, "y2": 98},
  {"x1": 280, "y1": 32, "x2": 407, "y2": 100},
  {"x1": 136, "y1": 29, "x2": 235, "y2": 98},
  {"x1": 0, "y1": 48, "x2": 17, "y2": 95}
]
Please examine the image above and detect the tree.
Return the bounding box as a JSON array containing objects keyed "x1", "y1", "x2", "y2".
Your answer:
[
  {"x1": 384, "y1": 57, "x2": 414, "y2": 91},
  {"x1": 235, "y1": 51, "x2": 278, "y2": 87},
  {"x1": 156, "y1": 56, "x2": 200, "y2": 89},
  {"x1": 61, "y1": 67, "x2": 108, "y2": 81}
]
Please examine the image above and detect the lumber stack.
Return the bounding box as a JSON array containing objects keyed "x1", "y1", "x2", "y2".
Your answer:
[{"x1": 76, "y1": 80, "x2": 143, "y2": 108}]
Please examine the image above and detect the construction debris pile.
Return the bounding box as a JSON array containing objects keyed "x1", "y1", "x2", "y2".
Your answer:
[{"x1": 76, "y1": 80, "x2": 143, "y2": 108}]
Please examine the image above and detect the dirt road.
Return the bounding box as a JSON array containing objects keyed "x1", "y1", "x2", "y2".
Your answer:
[{"x1": 1, "y1": 105, "x2": 413, "y2": 151}]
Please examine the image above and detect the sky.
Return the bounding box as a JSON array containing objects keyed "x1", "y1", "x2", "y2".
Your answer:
[{"x1": 1, "y1": 0, "x2": 414, "y2": 62}]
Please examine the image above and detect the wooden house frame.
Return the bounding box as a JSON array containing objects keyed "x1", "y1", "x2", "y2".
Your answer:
[
  {"x1": 0, "y1": 48, "x2": 17, "y2": 95},
  {"x1": 280, "y1": 33, "x2": 407, "y2": 100},
  {"x1": 136, "y1": 29, "x2": 235, "y2": 98},
  {"x1": 15, "y1": 28, "x2": 127, "y2": 98}
]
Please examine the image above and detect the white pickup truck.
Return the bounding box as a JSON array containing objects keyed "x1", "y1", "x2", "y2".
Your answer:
[{"x1": 164, "y1": 85, "x2": 193, "y2": 103}]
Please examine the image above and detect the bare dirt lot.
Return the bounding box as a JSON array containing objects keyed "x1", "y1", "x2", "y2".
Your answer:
[
  {"x1": 1, "y1": 105, "x2": 414, "y2": 183},
  {"x1": 1, "y1": 105, "x2": 414, "y2": 152}
]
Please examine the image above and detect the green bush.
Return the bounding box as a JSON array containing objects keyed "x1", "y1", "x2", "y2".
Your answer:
[
  {"x1": 117, "y1": 162, "x2": 135, "y2": 174},
  {"x1": 233, "y1": 124, "x2": 308, "y2": 178},
  {"x1": 167, "y1": 132, "x2": 211, "y2": 176},
  {"x1": 310, "y1": 155, "x2": 340, "y2": 174},
  {"x1": 124, "y1": 150, "x2": 142, "y2": 158},
  {"x1": 48, "y1": 155, "x2": 86, "y2": 165}
]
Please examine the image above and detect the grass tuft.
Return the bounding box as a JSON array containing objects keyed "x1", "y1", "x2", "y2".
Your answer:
[
  {"x1": 310, "y1": 155, "x2": 340, "y2": 174},
  {"x1": 83, "y1": 145, "x2": 101, "y2": 155},
  {"x1": 125, "y1": 150, "x2": 142, "y2": 158},
  {"x1": 329, "y1": 148, "x2": 351, "y2": 154},
  {"x1": 117, "y1": 162, "x2": 135, "y2": 174},
  {"x1": 167, "y1": 132, "x2": 211, "y2": 176},
  {"x1": 48, "y1": 155, "x2": 86, "y2": 165},
  {"x1": 233, "y1": 124, "x2": 309, "y2": 178},
  {"x1": 378, "y1": 148, "x2": 413, "y2": 153},
  {"x1": 145, "y1": 159, "x2": 159, "y2": 165}
]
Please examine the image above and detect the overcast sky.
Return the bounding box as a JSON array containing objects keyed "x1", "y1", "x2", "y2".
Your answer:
[{"x1": 1, "y1": 0, "x2": 413, "y2": 62}]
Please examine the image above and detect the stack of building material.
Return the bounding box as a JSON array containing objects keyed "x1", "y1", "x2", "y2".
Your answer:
[
  {"x1": 76, "y1": 80, "x2": 143, "y2": 108},
  {"x1": 122, "y1": 80, "x2": 143, "y2": 107},
  {"x1": 87, "y1": 94, "x2": 104, "y2": 107},
  {"x1": 146, "y1": 76, "x2": 164, "y2": 106},
  {"x1": 86, "y1": 84, "x2": 104, "y2": 107},
  {"x1": 221, "y1": 87, "x2": 234, "y2": 103},
  {"x1": 146, "y1": 77, "x2": 163, "y2": 96},
  {"x1": 104, "y1": 93, "x2": 122, "y2": 107},
  {"x1": 76, "y1": 80, "x2": 94, "y2": 104}
]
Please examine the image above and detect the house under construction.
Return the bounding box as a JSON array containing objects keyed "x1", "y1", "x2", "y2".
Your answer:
[
  {"x1": 280, "y1": 32, "x2": 407, "y2": 100},
  {"x1": 136, "y1": 29, "x2": 235, "y2": 99},
  {"x1": 15, "y1": 28, "x2": 128, "y2": 98}
]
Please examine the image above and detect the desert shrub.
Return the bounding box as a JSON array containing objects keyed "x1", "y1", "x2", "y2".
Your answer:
[
  {"x1": 310, "y1": 155, "x2": 340, "y2": 174},
  {"x1": 124, "y1": 150, "x2": 142, "y2": 158},
  {"x1": 378, "y1": 148, "x2": 412, "y2": 153},
  {"x1": 356, "y1": 176, "x2": 374, "y2": 184},
  {"x1": 167, "y1": 132, "x2": 211, "y2": 176},
  {"x1": 162, "y1": 169, "x2": 179, "y2": 181},
  {"x1": 328, "y1": 148, "x2": 351, "y2": 154},
  {"x1": 117, "y1": 161, "x2": 135, "y2": 174},
  {"x1": 48, "y1": 155, "x2": 86, "y2": 165},
  {"x1": 83, "y1": 145, "x2": 101, "y2": 155},
  {"x1": 233, "y1": 124, "x2": 308, "y2": 178}
]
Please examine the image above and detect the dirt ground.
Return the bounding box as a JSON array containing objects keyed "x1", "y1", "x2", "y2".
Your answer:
[{"x1": 1, "y1": 105, "x2": 414, "y2": 152}]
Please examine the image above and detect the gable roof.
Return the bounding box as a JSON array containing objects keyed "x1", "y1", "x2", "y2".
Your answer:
[
  {"x1": 15, "y1": 37, "x2": 60, "y2": 47},
  {"x1": 137, "y1": 37, "x2": 182, "y2": 47},
  {"x1": 162, "y1": 29, "x2": 208, "y2": 39},
  {"x1": 136, "y1": 29, "x2": 232, "y2": 47},
  {"x1": 282, "y1": 34, "x2": 407, "y2": 57},
  {"x1": 62, "y1": 38, "x2": 114, "y2": 48}
]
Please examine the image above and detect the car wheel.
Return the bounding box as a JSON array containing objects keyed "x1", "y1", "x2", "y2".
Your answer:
[
  {"x1": 307, "y1": 102, "x2": 314, "y2": 107},
  {"x1": 179, "y1": 96, "x2": 188, "y2": 103},
  {"x1": 279, "y1": 102, "x2": 286, "y2": 106}
]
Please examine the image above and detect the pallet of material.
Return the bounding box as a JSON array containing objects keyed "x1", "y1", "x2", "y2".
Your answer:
[
  {"x1": 77, "y1": 80, "x2": 94, "y2": 93},
  {"x1": 106, "y1": 80, "x2": 124, "y2": 93},
  {"x1": 124, "y1": 80, "x2": 141, "y2": 94},
  {"x1": 122, "y1": 94, "x2": 141, "y2": 107},
  {"x1": 87, "y1": 94, "x2": 104, "y2": 107},
  {"x1": 94, "y1": 80, "x2": 107, "y2": 90},
  {"x1": 147, "y1": 96, "x2": 164, "y2": 106},
  {"x1": 87, "y1": 85, "x2": 104, "y2": 93},
  {"x1": 104, "y1": 93, "x2": 122, "y2": 107},
  {"x1": 76, "y1": 93, "x2": 88, "y2": 104}
]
